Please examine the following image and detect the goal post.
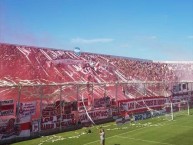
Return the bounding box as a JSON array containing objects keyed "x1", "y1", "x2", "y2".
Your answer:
[{"x1": 164, "y1": 100, "x2": 190, "y2": 121}]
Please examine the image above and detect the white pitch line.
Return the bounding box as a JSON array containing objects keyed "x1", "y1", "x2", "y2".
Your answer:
[
  {"x1": 169, "y1": 124, "x2": 193, "y2": 129},
  {"x1": 116, "y1": 136, "x2": 175, "y2": 145},
  {"x1": 83, "y1": 126, "x2": 147, "y2": 145}
]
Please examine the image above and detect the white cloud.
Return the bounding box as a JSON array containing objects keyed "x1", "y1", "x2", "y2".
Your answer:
[
  {"x1": 187, "y1": 35, "x2": 193, "y2": 39},
  {"x1": 135, "y1": 35, "x2": 158, "y2": 40},
  {"x1": 71, "y1": 38, "x2": 114, "y2": 44}
]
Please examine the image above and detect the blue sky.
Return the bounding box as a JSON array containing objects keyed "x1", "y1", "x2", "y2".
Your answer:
[{"x1": 0, "y1": 0, "x2": 193, "y2": 61}]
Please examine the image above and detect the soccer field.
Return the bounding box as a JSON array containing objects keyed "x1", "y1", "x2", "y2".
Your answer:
[{"x1": 12, "y1": 111, "x2": 193, "y2": 145}]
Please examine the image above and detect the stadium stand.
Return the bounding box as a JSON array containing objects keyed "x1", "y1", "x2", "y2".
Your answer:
[{"x1": 0, "y1": 43, "x2": 193, "y2": 143}]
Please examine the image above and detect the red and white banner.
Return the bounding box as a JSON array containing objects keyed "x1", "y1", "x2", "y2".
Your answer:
[
  {"x1": 41, "y1": 114, "x2": 75, "y2": 130},
  {"x1": 0, "y1": 117, "x2": 19, "y2": 140},
  {"x1": 0, "y1": 116, "x2": 31, "y2": 140},
  {"x1": 0, "y1": 100, "x2": 14, "y2": 116},
  {"x1": 18, "y1": 101, "x2": 36, "y2": 118},
  {"x1": 18, "y1": 116, "x2": 31, "y2": 137},
  {"x1": 94, "y1": 97, "x2": 111, "y2": 108},
  {"x1": 79, "y1": 109, "x2": 110, "y2": 123},
  {"x1": 78, "y1": 98, "x2": 90, "y2": 110},
  {"x1": 118, "y1": 97, "x2": 167, "y2": 113}
]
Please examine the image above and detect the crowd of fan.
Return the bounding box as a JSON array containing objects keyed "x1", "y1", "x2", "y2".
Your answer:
[
  {"x1": 84, "y1": 55, "x2": 176, "y2": 82},
  {"x1": 1, "y1": 43, "x2": 193, "y2": 85},
  {"x1": 61, "y1": 52, "x2": 193, "y2": 83},
  {"x1": 167, "y1": 63, "x2": 193, "y2": 81}
]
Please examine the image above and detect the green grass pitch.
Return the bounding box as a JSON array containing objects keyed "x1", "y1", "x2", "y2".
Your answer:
[{"x1": 12, "y1": 110, "x2": 193, "y2": 145}]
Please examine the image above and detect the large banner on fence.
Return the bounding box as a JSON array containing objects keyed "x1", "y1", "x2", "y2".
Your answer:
[
  {"x1": 41, "y1": 113, "x2": 75, "y2": 130},
  {"x1": 39, "y1": 101, "x2": 77, "y2": 131},
  {"x1": 118, "y1": 97, "x2": 167, "y2": 113},
  {"x1": 94, "y1": 96, "x2": 111, "y2": 108},
  {"x1": 0, "y1": 100, "x2": 14, "y2": 116},
  {"x1": 78, "y1": 98, "x2": 90, "y2": 110},
  {"x1": 0, "y1": 101, "x2": 36, "y2": 140},
  {"x1": 18, "y1": 101, "x2": 36, "y2": 118},
  {"x1": 0, "y1": 116, "x2": 31, "y2": 140},
  {"x1": 79, "y1": 109, "x2": 110, "y2": 123}
]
